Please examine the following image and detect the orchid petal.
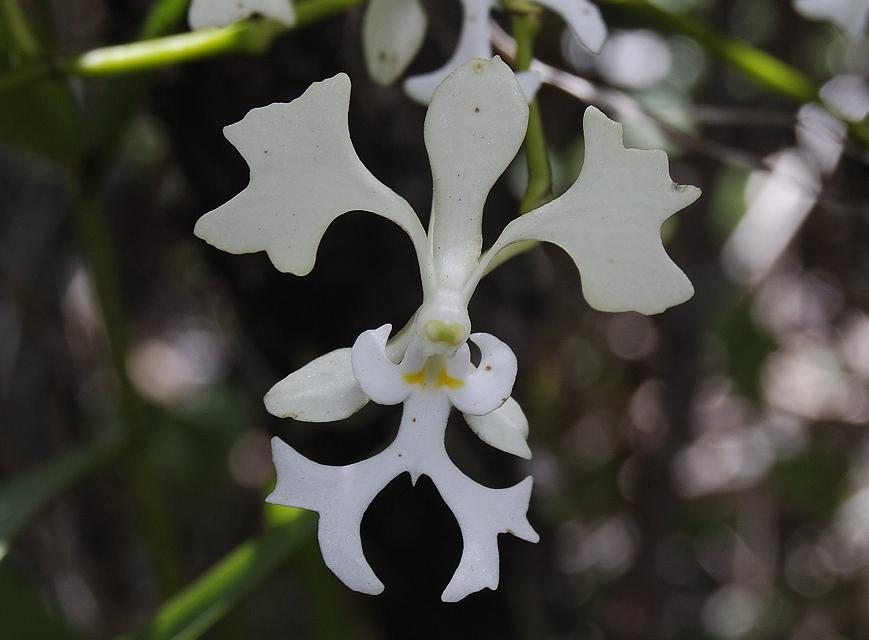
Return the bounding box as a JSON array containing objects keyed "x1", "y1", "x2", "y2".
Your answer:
[
  {"x1": 481, "y1": 106, "x2": 699, "y2": 315},
  {"x1": 188, "y1": 0, "x2": 295, "y2": 29},
  {"x1": 794, "y1": 0, "x2": 869, "y2": 39},
  {"x1": 268, "y1": 437, "x2": 400, "y2": 594},
  {"x1": 351, "y1": 325, "x2": 424, "y2": 405},
  {"x1": 404, "y1": 0, "x2": 497, "y2": 105},
  {"x1": 464, "y1": 397, "x2": 532, "y2": 459},
  {"x1": 535, "y1": 0, "x2": 607, "y2": 53},
  {"x1": 194, "y1": 74, "x2": 429, "y2": 278},
  {"x1": 446, "y1": 333, "x2": 517, "y2": 416},
  {"x1": 268, "y1": 390, "x2": 537, "y2": 602},
  {"x1": 264, "y1": 321, "x2": 415, "y2": 422},
  {"x1": 363, "y1": 0, "x2": 428, "y2": 85},
  {"x1": 424, "y1": 57, "x2": 528, "y2": 287},
  {"x1": 265, "y1": 349, "x2": 366, "y2": 422},
  {"x1": 435, "y1": 474, "x2": 537, "y2": 601}
]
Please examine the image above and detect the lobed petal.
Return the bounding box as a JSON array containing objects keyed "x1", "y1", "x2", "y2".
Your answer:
[
  {"x1": 424, "y1": 57, "x2": 528, "y2": 288},
  {"x1": 194, "y1": 74, "x2": 428, "y2": 277},
  {"x1": 464, "y1": 397, "x2": 532, "y2": 459},
  {"x1": 483, "y1": 106, "x2": 699, "y2": 315},
  {"x1": 363, "y1": 0, "x2": 428, "y2": 85},
  {"x1": 188, "y1": 0, "x2": 295, "y2": 29},
  {"x1": 535, "y1": 0, "x2": 607, "y2": 53}
]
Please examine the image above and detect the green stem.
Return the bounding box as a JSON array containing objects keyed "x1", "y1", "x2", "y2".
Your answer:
[
  {"x1": 70, "y1": 178, "x2": 182, "y2": 595},
  {"x1": 0, "y1": 0, "x2": 361, "y2": 93},
  {"x1": 0, "y1": 0, "x2": 42, "y2": 58},
  {"x1": 510, "y1": 7, "x2": 553, "y2": 214},
  {"x1": 597, "y1": 0, "x2": 869, "y2": 147},
  {"x1": 597, "y1": 0, "x2": 817, "y2": 103},
  {"x1": 68, "y1": 19, "x2": 285, "y2": 77}
]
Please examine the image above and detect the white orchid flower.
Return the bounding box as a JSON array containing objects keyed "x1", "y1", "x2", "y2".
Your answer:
[
  {"x1": 194, "y1": 56, "x2": 699, "y2": 601},
  {"x1": 188, "y1": 0, "x2": 295, "y2": 30},
  {"x1": 364, "y1": 0, "x2": 608, "y2": 104},
  {"x1": 793, "y1": 0, "x2": 869, "y2": 39}
]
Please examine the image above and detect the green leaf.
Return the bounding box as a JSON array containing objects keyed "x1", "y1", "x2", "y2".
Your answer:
[
  {"x1": 0, "y1": 436, "x2": 118, "y2": 562},
  {"x1": 139, "y1": 0, "x2": 191, "y2": 40},
  {"x1": 716, "y1": 296, "x2": 774, "y2": 402},
  {"x1": 0, "y1": 0, "x2": 83, "y2": 163},
  {"x1": 0, "y1": 79, "x2": 83, "y2": 164},
  {"x1": 0, "y1": 564, "x2": 82, "y2": 639},
  {"x1": 124, "y1": 510, "x2": 315, "y2": 640}
]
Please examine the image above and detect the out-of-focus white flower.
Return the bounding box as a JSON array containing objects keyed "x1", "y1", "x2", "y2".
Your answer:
[
  {"x1": 188, "y1": 0, "x2": 295, "y2": 30},
  {"x1": 364, "y1": 0, "x2": 608, "y2": 103},
  {"x1": 195, "y1": 57, "x2": 698, "y2": 600},
  {"x1": 793, "y1": 0, "x2": 869, "y2": 40}
]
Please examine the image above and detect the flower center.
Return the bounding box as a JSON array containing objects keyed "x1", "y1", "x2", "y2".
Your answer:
[
  {"x1": 416, "y1": 289, "x2": 471, "y2": 357},
  {"x1": 402, "y1": 354, "x2": 465, "y2": 389},
  {"x1": 424, "y1": 319, "x2": 466, "y2": 346}
]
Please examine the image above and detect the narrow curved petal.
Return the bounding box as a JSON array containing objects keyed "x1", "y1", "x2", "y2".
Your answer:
[
  {"x1": 363, "y1": 0, "x2": 428, "y2": 85},
  {"x1": 424, "y1": 57, "x2": 528, "y2": 287},
  {"x1": 194, "y1": 74, "x2": 428, "y2": 277},
  {"x1": 535, "y1": 0, "x2": 607, "y2": 53},
  {"x1": 188, "y1": 0, "x2": 295, "y2": 29},
  {"x1": 351, "y1": 325, "x2": 425, "y2": 405},
  {"x1": 794, "y1": 0, "x2": 869, "y2": 39},
  {"x1": 464, "y1": 397, "x2": 531, "y2": 459},
  {"x1": 446, "y1": 333, "x2": 517, "y2": 415},
  {"x1": 482, "y1": 106, "x2": 699, "y2": 315},
  {"x1": 403, "y1": 0, "x2": 496, "y2": 105}
]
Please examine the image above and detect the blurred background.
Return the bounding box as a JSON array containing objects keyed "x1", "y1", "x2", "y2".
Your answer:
[{"x1": 2, "y1": 0, "x2": 869, "y2": 638}]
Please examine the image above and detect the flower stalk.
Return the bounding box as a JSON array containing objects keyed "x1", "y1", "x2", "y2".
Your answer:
[
  {"x1": 0, "y1": 0, "x2": 362, "y2": 93},
  {"x1": 510, "y1": 4, "x2": 553, "y2": 214}
]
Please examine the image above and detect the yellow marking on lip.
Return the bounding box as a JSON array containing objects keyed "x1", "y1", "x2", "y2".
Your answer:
[
  {"x1": 437, "y1": 368, "x2": 464, "y2": 389},
  {"x1": 403, "y1": 370, "x2": 426, "y2": 385},
  {"x1": 402, "y1": 367, "x2": 465, "y2": 389}
]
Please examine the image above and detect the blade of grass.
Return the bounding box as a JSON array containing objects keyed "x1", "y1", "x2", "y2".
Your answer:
[
  {"x1": 0, "y1": 435, "x2": 120, "y2": 562},
  {"x1": 0, "y1": 563, "x2": 83, "y2": 639},
  {"x1": 122, "y1": 510, "x2": 315, "y2": 640}
]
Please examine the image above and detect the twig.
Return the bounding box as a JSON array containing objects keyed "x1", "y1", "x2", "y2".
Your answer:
[{"x1": 0, "y1": 0, "x2": 363, "y2": 93}]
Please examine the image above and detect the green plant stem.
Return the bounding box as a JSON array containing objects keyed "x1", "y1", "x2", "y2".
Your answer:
[
  {"x1": 70, "y1": 179, "x2": 182, "y2": 595},
  {"x1": 69, "y1": 19, "x2": 285, "y2": 77},
  {"x1": 510, "y1": 6, "x2": 553, "y2": 214},
  {"x1": 0, "y1": 0, "x2": 362, "y2": 92},
  {"x1": 0, "y1": 0, "x2": 42, "y2": 58},
  {"x1": 597, "y1": 0, "x2": 817, "y2": 103},
  {"x1": 597, "y1": 0, "x2": 869, "y2": 148}
]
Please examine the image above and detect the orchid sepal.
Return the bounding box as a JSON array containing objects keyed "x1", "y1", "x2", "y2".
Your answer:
[{"x1": 188, "y1": 0, "x2": 295, "y2": 29}]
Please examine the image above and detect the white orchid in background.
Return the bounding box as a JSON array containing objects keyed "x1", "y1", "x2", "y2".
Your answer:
[
  {"x1": 793, "y1": 0, "x2": 869, "y2": 39},
  {"x1": 363, "y1": 0, "x2": 608, "y2": 104},
  {"x1": 194, "y1": 56, "x2": 699, "y2": 601},
  {"x1": 188, "y1": 0, "x2": 295, "y2": 30}
]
